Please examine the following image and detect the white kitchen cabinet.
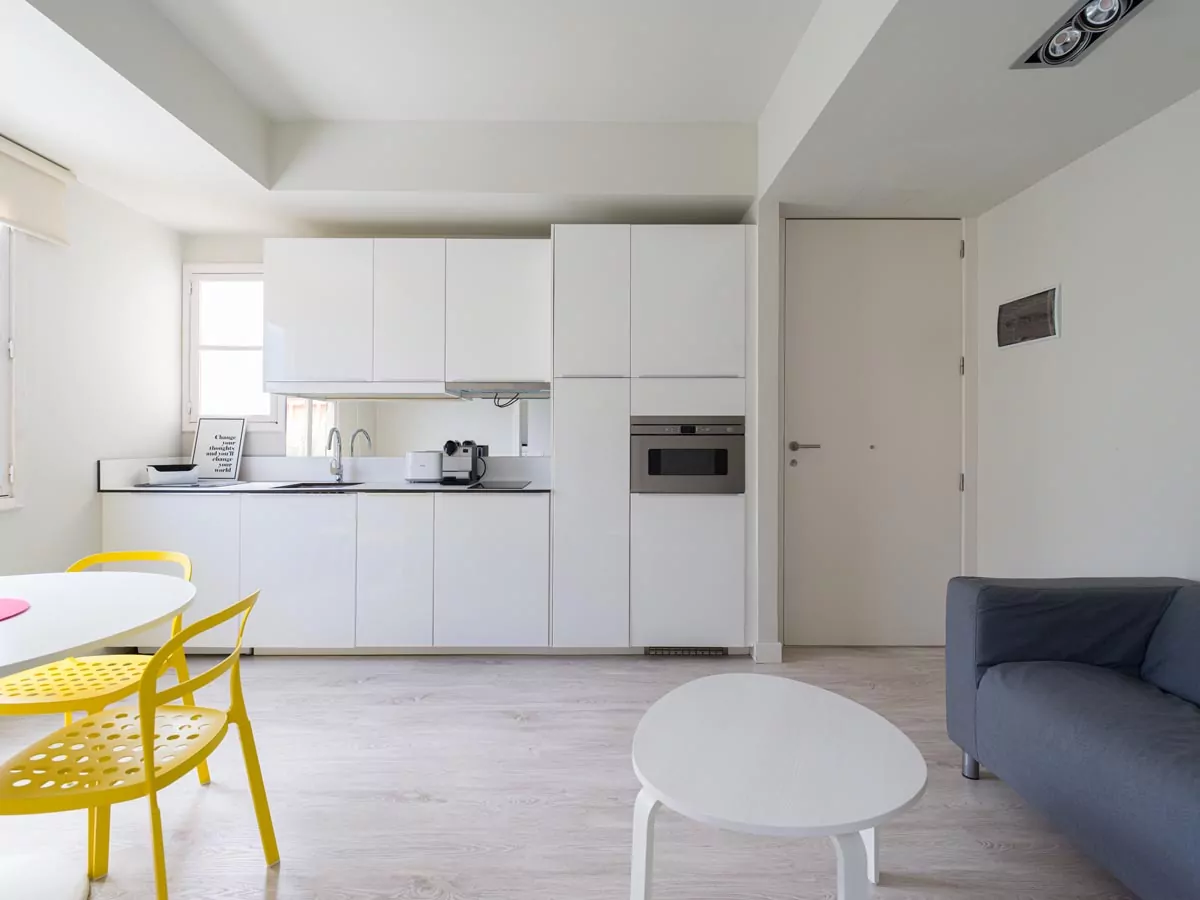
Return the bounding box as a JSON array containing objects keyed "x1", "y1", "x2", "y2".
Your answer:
[
  {"x1": 356, "y1": 494, "x2": 434, "y2": 647},
  {"x1": 434, "y1": 493, "x2": 549, "y2": 647},
  {"x1": 630, "y1": 225, "x2": 746, "y2": 377},
  {"x1": 445, "y1": 239, "x2": 551, "y2": 382},
  {"x1": 552, "y1": 379, "x2": 630, "y2": 647},
  {"x1": 630, "y1": 377, "x2": 746, "y2": 417},
  {"x1": 239, "y1": 494, "x2": 357, "y2": 649},
  {"x1": 101, "y1": 493, "x2": 242, "y2": 649},
  {"x1": 553, "y1": 225, "x2": 630, "y2": 377},
  {"x1": 373, "y1": 239, "x2": 446, "y2": 382},
  {"x1": 264, "y1": 238, "x2": 374, "y2": 383},
  {"x1": 630, "y1": 493, "x2": 746, "y2": 648}
]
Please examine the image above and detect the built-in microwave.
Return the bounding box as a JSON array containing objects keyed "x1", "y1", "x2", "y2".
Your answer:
[{"x1": 630, "y1": 416, "x2": 745, "y2": 494}]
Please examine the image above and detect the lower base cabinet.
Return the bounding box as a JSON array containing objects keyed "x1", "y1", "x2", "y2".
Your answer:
[
  {"x1": 239, "y1": 494, "x2": 357, "y2": 649},
  {"x1": 433, "y1": 493, "x2": 550, "y2": 647},
  {"x1": 102, "y1": 493, "x2": 243, "y2": 649},
  {"x1": 356, "y1": 493, "x2": 434, "y2": 647},
  {"x1": 630, "y1": 493, "x2": 746, "y2": 648}
]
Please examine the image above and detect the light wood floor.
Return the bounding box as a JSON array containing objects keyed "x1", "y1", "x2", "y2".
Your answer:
[{"x1": 0, "y1": 649, "x2": 1133, "y2": 900}]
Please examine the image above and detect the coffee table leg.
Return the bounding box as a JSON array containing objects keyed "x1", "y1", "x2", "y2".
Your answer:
[
  {"x1": 863, "y1": 827, "x2": 879, "y2": 884},
  {"x1": 830, "y1": 832, "x2": 869, "y2": 900},
  {"x1": 630, "y1": 789, "x2": 661, "y2": 900}
]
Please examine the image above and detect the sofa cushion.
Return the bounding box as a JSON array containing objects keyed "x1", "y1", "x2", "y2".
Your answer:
[
  {"x1": 1142, "y1": 585, "x2": 1200, "y2": 706},
  {"x1": 977, "y1": 661, "x2": 1200, "y2": 900}
]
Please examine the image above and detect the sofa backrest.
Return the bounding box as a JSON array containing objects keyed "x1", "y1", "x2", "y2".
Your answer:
[{"x1": 1141, "y1": 585, "x2": 1200, "y2": 706}]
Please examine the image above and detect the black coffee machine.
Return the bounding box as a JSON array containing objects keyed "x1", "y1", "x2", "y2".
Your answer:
[{"x1": 441, "y1": 440, "x2": 488, "y2": 485}]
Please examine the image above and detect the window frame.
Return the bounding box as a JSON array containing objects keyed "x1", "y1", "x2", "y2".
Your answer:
[
  {"x1": 182, "y1": 263, "x2": 281, "y2": 432},
  {"x1": 0, "y1": 226, "x2": 13, "y2": 503}
]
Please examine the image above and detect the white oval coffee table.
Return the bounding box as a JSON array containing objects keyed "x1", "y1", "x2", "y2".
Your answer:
[{"x1": 630, "y1": 673, "x2": 927, "y2": 900}]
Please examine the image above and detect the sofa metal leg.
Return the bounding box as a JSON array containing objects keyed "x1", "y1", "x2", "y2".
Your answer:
[{"x1": 962, "y1": 751, "x2": 980, "y2": 780}]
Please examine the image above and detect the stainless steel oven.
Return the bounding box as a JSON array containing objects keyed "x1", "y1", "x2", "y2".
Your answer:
[{"x1": 630, "y1": 416, "x2": 745, "y2": 494}]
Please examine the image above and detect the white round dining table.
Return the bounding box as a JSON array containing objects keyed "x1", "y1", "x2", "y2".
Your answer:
[{"x1": 0, "y1": 571, "x2": 196, "y2": 900}]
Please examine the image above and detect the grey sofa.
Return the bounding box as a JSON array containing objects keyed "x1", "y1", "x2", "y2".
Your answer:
[{"x1": 946, "y1": 577, "x2": 1200, "y2": 900}]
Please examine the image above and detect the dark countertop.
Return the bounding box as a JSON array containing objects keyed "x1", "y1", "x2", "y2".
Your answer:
[{"x1": 101, "y1": 480, "x2": 550, "y2": 495}]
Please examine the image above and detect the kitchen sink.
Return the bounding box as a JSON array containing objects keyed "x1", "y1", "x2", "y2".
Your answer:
[{"x1": 271, "y1": 482, "x2": 363, "y2": 490}]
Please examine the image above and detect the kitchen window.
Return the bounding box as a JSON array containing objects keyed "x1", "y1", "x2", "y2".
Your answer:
[
  {"x1": 183, "y1": 266, "x2": 280, "y2": 429},
  {"x1": 0, "y1": 227, "x2": 12, "y2": 500}
]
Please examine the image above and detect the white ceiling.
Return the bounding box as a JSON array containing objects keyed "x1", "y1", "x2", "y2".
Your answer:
[
  {"x1": 152, "y1": 0, "x2": 818, "y2": 123},
  {"x1": 771, "y1": 0, "x2": 1200, "y2": 216}
]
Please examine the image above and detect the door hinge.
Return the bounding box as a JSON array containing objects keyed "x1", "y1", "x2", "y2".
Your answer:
[
  {"x1": 959, "y1": 473, "x2": 965, "y2": 492},
  {"x1": 6, "y1": 339, "x2": 12, "y2": 360},
  {"x1": 960, "y1": 239, "x2": 966, "y2": 259},
  {"x1": 6, "y1": 464, "x2": 13, "y2": 484},
  {"x1": 959, "y1": 356, "x2": 965, "y2": 376}
]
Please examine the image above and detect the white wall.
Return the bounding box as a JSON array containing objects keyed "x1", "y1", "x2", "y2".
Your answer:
[
  {"x1": 975, "y1": 86, "x2": 1200, "y2": 578},
  {"x1": 180, "y1": 234, "x2": 263, "y2": 264},
  {"x1": 0, "y1": 184, "x2": 180, "y2": 574}
]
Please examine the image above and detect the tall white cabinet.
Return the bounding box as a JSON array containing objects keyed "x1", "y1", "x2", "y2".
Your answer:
[
  {"x1": 553, "y1": 225, "x2": 630, "y2": 377},
  {"x1": 445, "y1": 239, "x2": 551, "y2": 382},
  {"x1": 552, "y1": 379, "x2": 630, "y2": 647},
  {"x1": 630, "y1": 493, "x2": 746, "y2": 648},
  {"x1": 630, "y1": 225, "x2": 746, "y2": 377},
  {"x1": 264, "y1": 238, "x2": 374, "y2": 383}
]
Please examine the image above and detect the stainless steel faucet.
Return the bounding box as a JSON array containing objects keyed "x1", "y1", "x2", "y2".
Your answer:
[
  {"x1": 327, "y1": 427, "x2": 343, "y2": 483},
  {"x1": 350, "y1": 428, "x2": 373, "y2": 457}
]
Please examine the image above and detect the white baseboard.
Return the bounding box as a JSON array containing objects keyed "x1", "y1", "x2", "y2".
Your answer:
[{"x1": 752, "y1": 642, "x2": 783, "y2": 664}]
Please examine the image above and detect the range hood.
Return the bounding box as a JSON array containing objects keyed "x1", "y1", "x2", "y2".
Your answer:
[{"x1": 446, "y1": 381, "x2": 551, "y2": 400}]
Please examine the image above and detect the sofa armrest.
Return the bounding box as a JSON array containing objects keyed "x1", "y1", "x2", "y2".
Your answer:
[{"x1": 945, "y1": 576, "x2": 1188, "y2": 758}]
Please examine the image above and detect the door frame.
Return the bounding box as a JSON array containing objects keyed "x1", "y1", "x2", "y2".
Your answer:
[{"x1": 778, "y1": 217, "x2": 972, "y2": 644}]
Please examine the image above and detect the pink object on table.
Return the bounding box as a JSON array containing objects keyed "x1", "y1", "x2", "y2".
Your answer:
[{"x1": 0, "y1": 598, "x2": 30, "y2": 622}]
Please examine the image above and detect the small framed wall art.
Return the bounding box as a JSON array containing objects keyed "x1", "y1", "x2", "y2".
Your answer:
[{"x1": 190, "y1": 417, "x2": 247, "y2": 480}]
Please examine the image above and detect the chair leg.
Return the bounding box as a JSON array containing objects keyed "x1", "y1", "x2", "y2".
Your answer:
[
  {"x1": 172, "y1": 652, "x2": 211, "y2": 786},
  {"x1": 64, "y1": 711, "x2": 74, "y2": 728},
  {"x1": 236, "y1": 716, "x2": 279, "y2": 866},
  {"x1": 90, "y1": 805, "x2": 111, "y2": 880},
  {"x1": 148, "y1": 793, "x2": 170, "y2": 900}
]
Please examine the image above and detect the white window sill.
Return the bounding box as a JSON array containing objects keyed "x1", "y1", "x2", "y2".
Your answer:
[{"x1": 0, "y1": 497, "x2": 23, "y2": 513}]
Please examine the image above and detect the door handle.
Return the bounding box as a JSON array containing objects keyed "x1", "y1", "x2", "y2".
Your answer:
[{"x1": 789, "y1": 442, "x2": 821, "y2": 451}]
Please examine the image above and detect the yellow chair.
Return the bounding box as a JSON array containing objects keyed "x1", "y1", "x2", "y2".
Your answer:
[
  {"x1": 0, "y1": 551, "x2": 211, "y2": 786},
  {"x1": 0, "y1": 591, "x2": 278, "y2": 899}
]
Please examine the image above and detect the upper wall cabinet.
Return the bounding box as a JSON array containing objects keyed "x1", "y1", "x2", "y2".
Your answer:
[
  {"x1": 264, "y1": 238, "x2": 374, "y2": 382},
  {"x1": 445, "y1": 239, "x2": 551, "y2": 382},
  {"x1": 373, "y1": 239, "x2": 446, "y2": 382},
  {"x1": 553, "y1": 225, "x2": 631, "y2": 377},
  {"x1": 630, "y1": 225, "x2": 747, "y2": 378}
]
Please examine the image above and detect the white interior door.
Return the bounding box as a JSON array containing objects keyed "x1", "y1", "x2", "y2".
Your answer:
[{"x1": 783, "y1": 220, "x2": 962, "y2": 646}]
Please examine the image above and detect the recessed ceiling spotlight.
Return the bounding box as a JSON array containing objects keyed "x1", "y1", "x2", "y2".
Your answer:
[
  {"x1": 1014, "y1": 0, "x2": 1153, "y2": 69},
  {"x1": 1080, "y1": 0, "x2": 1124, "y2": 30}
]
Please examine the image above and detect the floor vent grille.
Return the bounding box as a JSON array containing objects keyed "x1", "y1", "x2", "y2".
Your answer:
[{"x1": 644, "y1": 647, "x2": 728, "y2": 657}]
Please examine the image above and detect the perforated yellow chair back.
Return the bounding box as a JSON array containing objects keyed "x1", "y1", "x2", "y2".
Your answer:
[
  {"x1": 0, "y1": 551, "x2": 195, "y2": 719},
  {"x1": 0, "y1": 592, "x2": 278, "y2": 900}
]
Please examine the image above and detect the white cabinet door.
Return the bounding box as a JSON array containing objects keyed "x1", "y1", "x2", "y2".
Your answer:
[
  {"x1": 445, "y1": 239, "x2": 551, "y2": 381},
  {"x1": 239, "y1": 494, "x2": 357, "y2": 649},
  {"x1": 434, "y1": 493, "x2": 549, "y2": 647},
  {"x1": 630, "y1": 225, "x2": 746, "y2": 377},
  {"x1": 356, "y1": 493, "x2": 434, "y2": 647},
  {"x1": 630, "y1": 377, "x2": 746, "y2": 417},
  {"x1": 373, "y1": 239, "x2": 446, "y2": 382},
  {"x1": 264, "y1": 238, "x2": 373, "y2": 382},
  {"x1": 552, "y1": 379, "x2": 630, "y2": 647},
  {"x1": 553, "y1": 225, "x2": 630, "y2": 377},
  {"x1": 101, "y1": 493, "x2": 242, "y2": 649},
  {"x1": 630, "y1": 493, "x2": 746, "y2": 648}
]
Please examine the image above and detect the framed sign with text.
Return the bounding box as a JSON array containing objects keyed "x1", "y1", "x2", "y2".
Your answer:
[{"x1": 190, "y1": 417, "x2": 247, "y2": 480}]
